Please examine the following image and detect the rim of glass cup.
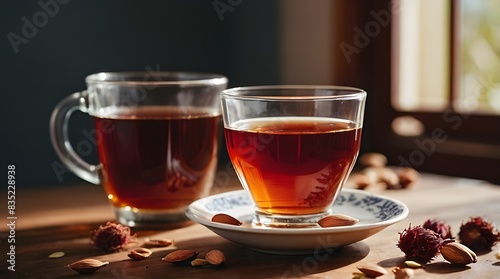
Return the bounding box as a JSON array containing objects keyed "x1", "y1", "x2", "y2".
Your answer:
[
  {"x1": 221, "y1": 85, "x2": 366, "y2": 101},
  {"x1": 85, "y1": 72, "x2": 228, "y2": 86}
]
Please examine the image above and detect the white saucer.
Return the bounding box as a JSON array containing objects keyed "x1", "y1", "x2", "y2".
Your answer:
[{"x1": 185, "y1": 189, "x2": 408, "y2": 254}]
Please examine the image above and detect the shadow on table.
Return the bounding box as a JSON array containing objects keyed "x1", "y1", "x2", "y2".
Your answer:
[
  {"x1": 12, "y1": 223, "x2": 370, "y2": 279},
  {"x1": 423, "y1": 262, "x2": 471, "y2": 273},
  {"x1": 15, "y1": 220, "x2": 196, "y2": 244},
  {"x1": 174, "y1": 236, "x2": 370, "y2": 278},
  {"x1": 379, "y1": 256, "x2": 471, "y2": 275}
]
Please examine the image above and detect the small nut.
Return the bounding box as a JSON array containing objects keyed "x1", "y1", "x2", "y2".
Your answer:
[
  {"x1": 397, "y1": 168, "x2": 419, "y2": 188},
  {"x1": 48, "y1": 251, "x2": 65, "y2": 259},
  {"x1": 495, "y1": 250, "x2": 500, "y2": 260},
  {"x1": 67, "y1": 259, "x2": 109, "y2": 274},
  {"x1": 191, "y1": 259, "x2": 209, "y2": 266},
  {"x1": 377, "y1": 168, "x2": 400, "y2": 189},
  {"x1": 349, "y1": 173, "x2": 375, "y2": 189},
  {"x1": 128, "y1": 248, "x2": 152, "y2": 260},
  {"x1": 361, "y1": 167, "x2": 400, "y2": 189},
  {"x1": 357, "y1": 263, "x2": 387, "y2": 277},
  {"x1": 205, "y1": 249, "x2": 226, "y2": 266},
  {"x1": 211, "y1": 213, "x2": 242, "y2": 226},
  {"x1": 162, "y1": 250, "x2": 198, "y2": 264},
  {"x1": 351, "y1": 272, "x2": 367, "y2": 279},
  {"x1": 403, "y1": 260, "x2": 422, "y2": 268},
  {"x1": 143, "y1": 238, "x2": 174, "y2": 247},
  {"x1": 440, "y1": 242, "x2": 477, "y2": 265},
  {"x1": 392, "y1": 267, "x2": 414, "y2": 279},
  {"x1": 318, "y1": 214, "x2": 359, "y2": 228},
  {"x1": 359, "y1": 153, "x2": 387, "y2": 168}
]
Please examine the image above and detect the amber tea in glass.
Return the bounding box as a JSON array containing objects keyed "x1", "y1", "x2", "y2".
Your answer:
[
  {"x1": 50, "y1": 72, "x2": 227, "y2": 227},
  {"x1": 221, "y1": 86, "x2": 366, "y2": 226}
]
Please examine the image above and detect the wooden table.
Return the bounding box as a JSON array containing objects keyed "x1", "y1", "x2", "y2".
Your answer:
[{"x1": 2, "y1": 172, "x2": 500, "y2": 278}]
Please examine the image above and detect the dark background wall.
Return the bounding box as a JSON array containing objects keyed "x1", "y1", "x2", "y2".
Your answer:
[{"x1": 1, "y1": 0, "x2": 281, "y2": 187}]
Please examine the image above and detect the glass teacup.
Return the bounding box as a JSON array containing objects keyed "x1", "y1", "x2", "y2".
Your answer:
[
  {"x1": 220, "y1": 85, "x2": 366, "y2": 227},
  {"x1": 50, "y1": 72, "x2": 227, "y2": 227}
]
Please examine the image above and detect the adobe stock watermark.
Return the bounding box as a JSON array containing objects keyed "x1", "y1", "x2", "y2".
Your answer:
[
  {"x1": 7, "y1": 0, "x2": 71, "y2": 54},
  {"x1": 212, "y1": 0, "x2": 243, "y2": 21},
  {"x1": 51, "y1": 64, "x2": 161, "y2": 183},
  {"x1": 396, "y1": 85, "x2": 483, "y2": 169},
  {"x1": 339, "y1": 1, "x2": 401, "y2": 63},
  {"x1": 281, "y1": 235, "x2": 338, "y2": 277}
]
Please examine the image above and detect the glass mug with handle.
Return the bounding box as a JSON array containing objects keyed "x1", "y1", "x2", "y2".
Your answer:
[
  {"x1": 50, "y1": 72, "x2": 227, "y2": 227},
  {"x1": 221, "y1": 85, "x2": 366, "y2": 227}
]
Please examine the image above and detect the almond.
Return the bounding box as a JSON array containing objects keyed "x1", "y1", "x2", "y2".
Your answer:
[
  {"x1": 205, "y1": 249, "x2": 225, "y2": 266},
  {"x1": 351, "y1": 272, "x2": 367, "y2": 279},
  {"x1": 440, "y1": 242, "x2": 477, "y2": 265},
  {"x1": 374, "y1": 167, "x2": 400, "y2": 189},
  {"x1": 191, "y1": 259, "x2": 209, "y2": 266},
  {"x1": 393, "y1": 267, "x2": 414, "y2": 279},
  {"x1": 357, "y1": 263, "x2": 387, "y2": 277},
  {"x1": 128, "y1": 248, "x2": 152, "y2": 260},
  {"x1": 397, "y1": 167, "x2": 419, "y2": 188},
  {"x1": 67, "y1": 259, "x2": 109, "y2": 274},
  {"x1": 359, "y1": 153, "x2": 387, "y2": 168},
  {"x1": 211, "y1": 213, "x2": 242, "y2": 226},
  {"x1": 349, "y1": 173, "x2": 375, "y2": 189},
  {"x1": 318, "y1": 214, "x2": 359, "y2": 228},
  {"x1": 162, "y1": 250, "x2": 197, "y2": 264}
]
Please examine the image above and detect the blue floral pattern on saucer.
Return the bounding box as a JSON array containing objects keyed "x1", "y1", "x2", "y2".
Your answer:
[
  {"x1": 204, "y1": 189, "x2": 405, "y2": 222},
  {"x1": 205, "y1": 194, "x2": 252, "y2": 211},
  {"x1": 333, "y1": 193, "x2": 405, "y2": 221},
  {"x1": 186, "y1": 188, "x2": 409, "y2": 254}
]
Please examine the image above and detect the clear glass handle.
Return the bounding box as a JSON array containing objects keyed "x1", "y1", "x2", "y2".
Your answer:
[{"x1": 50, "y1": 91, "x2": 100, "y2": 185}]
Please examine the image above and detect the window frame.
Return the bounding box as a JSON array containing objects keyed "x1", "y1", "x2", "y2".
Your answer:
[{"x1": 331, "y1": 0, "x2": 500, "y2": 184}]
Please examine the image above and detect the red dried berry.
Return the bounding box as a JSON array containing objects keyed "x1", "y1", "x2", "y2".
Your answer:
[
  {"x1": 397, "y1": 224, "x2": 449, "y2": 263},
  {"x1": 90, "y1": 221, "x2": 137, "y2": 252},
  {"x1": 458, "y1": 216, "x2": 499, "y2": 252},
  {"x1": 423, "y1": 218, "x2": 453, "y2": 240}
]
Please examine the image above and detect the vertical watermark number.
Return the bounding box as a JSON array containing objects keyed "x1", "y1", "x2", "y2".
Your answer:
[{"x1": 7, "y1": 165, "x2": 17, "y2": 272}]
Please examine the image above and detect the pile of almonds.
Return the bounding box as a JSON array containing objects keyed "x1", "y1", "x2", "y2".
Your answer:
[
  {"x1": 162, "y1": 249, "x2": 226, "y2": 266},
  {"x1": 67, "y1": 211, "x2": 364, "y2": 274},
  {"x1": 67, "y1": 236, "x2": 176, "y2": 274},
  {"x1": 354, "y1": 247, "x2": 476, "y2": 279},
  {"x1": 67, "y1": 246, "x2": 226, "y2": 274},
  {"x1": 65, "y1": 204, "x2": 498, "y2": 276},
  {"x1": 353, "y1": 218, "x2": 499, "y2": 278},
  {"x1": 66, "y1": 218, "x2": 234, "y2": 274},
  {"x1": 354, "y1": 242, "x2": 481, "y2": 279},
  {"x1": 349, "y1": 153, "x2": 419, "y2": 190}
]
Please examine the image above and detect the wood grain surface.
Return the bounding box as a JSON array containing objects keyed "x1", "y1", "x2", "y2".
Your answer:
[{"x1": 1, "y1": 173, "x2": 499, "y2": 279}]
